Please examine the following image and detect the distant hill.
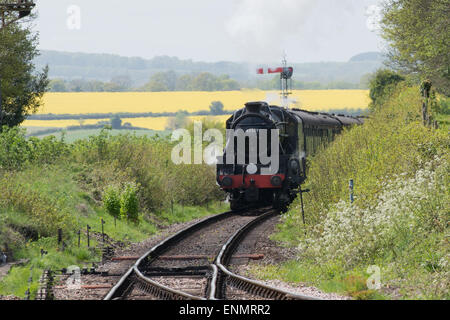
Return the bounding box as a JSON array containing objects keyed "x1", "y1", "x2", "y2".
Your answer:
[
  {"x1": 349, "y1": 52, "x2": 385, "y2": 62},
  {"x1": 34, "y1": 50, "x2": 384, "y2": 86}
]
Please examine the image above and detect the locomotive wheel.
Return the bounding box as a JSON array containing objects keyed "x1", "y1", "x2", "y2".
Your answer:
[{"x1": 230, "y1": 198, "x2": 245, "y2": 211}]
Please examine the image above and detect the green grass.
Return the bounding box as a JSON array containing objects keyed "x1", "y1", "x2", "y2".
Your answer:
[
  {"x1": 23, "y1": 126, "x2": 59, "y2": 135},
  {"x1": 435, "y1": 113, "x2": 449, "y2": 131},
  {"x1": 28, "y1": 128, "x2": 170, "y2": 143},
  {"x1": 248, "y1": 261, "x2": 388, "y2": 300},
  {"x1": 158, "y1": 202, "x2": 228, "y2": 225}
]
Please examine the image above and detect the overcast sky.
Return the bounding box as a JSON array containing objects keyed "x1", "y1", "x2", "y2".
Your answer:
[{"x1": 32, "y1": 0, "x2": 384, "y2": 63}]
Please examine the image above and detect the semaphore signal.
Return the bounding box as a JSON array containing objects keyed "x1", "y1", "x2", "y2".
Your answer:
[{"x1": 257, "y1": 55, "x2": 294, "y2": 108}]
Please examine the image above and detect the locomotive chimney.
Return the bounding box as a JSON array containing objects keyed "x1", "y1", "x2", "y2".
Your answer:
[{"x1": 245, "y1": 101, "x2": 266, "y2": 113}]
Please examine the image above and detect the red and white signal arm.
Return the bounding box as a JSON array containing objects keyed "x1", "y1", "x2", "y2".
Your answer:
[{"x1": 257, "y1": 67, "x2": 293, "y2": 79}]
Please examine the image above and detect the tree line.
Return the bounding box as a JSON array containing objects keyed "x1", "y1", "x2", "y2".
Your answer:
[
  {"x1": 47, "y1": 71, "x2": 370, "y2": 92},
  {"x1": 48, "y1": 75, "x2": 132, "y2": 92},
  {"x1": 48, "y1": 71, "x2": 242, "y2": 92},
  {"x1": 254, "y1": 76, "x2": 370, "y2": 90},
  {"x1": 35, "y1": 49, "x2": 383, "y2": 86}
]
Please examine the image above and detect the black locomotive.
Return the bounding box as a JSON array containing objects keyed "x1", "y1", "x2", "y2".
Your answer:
[{"x1": 216, "y1": 101, "x2": 363, "y2": 211}]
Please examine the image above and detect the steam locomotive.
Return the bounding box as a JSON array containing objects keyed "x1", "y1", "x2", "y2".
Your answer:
[{"x1": 216, "y1": 101, "x2": 363, "y2": 211}]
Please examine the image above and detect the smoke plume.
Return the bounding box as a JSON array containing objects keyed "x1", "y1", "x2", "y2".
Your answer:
[{"x1": 226, "y1": 0, "x2": 315, "y2": 62}]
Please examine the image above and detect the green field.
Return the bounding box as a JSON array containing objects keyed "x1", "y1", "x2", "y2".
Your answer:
[{"x1": 27, "y1": 128, "x2": 170, "y2": 143}]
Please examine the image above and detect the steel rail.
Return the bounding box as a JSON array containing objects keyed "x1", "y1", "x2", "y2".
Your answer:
[
  {"x1": 214, "y1": 210, "x2": 321, "y2": 300},
  {"x1": 105, "y1": 207, "x2": 318, "y2": 301},
  {"x1": 104, "y1": 210, "x2": 239, "y2": 300}
]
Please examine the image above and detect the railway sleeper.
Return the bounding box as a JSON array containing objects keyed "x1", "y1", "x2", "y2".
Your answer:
[
  {"x1": 143, "y1": 266, "x2": 210, "y2": 277},
  {"x1": 135, "y1": 275, "x2": 207, "y2": 300}
]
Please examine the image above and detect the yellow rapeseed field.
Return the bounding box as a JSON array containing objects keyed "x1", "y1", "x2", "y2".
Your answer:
[
  {"x1": 23, "y1": 90, "x2": 369, "y2": 131},
  {"x1": 36, "y1": 90, "x2": 370, "y2": 114}
]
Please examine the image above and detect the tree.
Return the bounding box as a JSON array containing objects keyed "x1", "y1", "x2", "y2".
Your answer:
[
  {"x1": 166, "y1": 110, "x2": 189, "y2": 130},
  {"x1": 142, "y1": 71, "x2": 177, "y2": 92},
  {"x1": 191, "y1": 72, "x2": 218, "y2": 91},
  {"x1": 0, "y1": 23, "x2": 49, "y2": 130},
  {"x1": 209, "y1": 101, "x2": 224, "y2": 115},
  {"x1": 140, "y1": 71, "x2": 241, "y2": 92},
  {"x1": 359, "y1": 73, "x2": 373, "y2": 89},
  {"x1": 110, "y1": 115, "x2": 122, "y2": 129},
  {"x1": 381, "y1": 0, "x2": 450, "y2": 95},
  {"x1": 48, "y1": 79, "x2": 67, "y2": 92},
  {"x1": 176, "y1": 74, "x2": 193, "y2": 91},
  {"x1": 110, "y1": 75, "x2": 132, "y2": 91},
  {"x1": 368, "y1": 69, "x2": 405, "y2": 108}
]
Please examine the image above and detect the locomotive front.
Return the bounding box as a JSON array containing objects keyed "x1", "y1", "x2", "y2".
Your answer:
[{"x1": 216, "y1": 101, "x2": 298, "y2": 210}]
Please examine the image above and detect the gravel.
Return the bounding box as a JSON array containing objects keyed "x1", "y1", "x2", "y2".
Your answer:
[
  {"x1": 0, "y1": 295, "x2": 22, "y2": 300},
  {"x1": 230, "y1": 215, "x2": 352, "y2": 300},
  {"x1": 52, "y1": 212, "x2": 352, "y2": 300}
]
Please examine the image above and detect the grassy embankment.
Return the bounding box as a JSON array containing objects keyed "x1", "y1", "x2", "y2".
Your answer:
[
  {"x1": 0, "y1": 127, "x2": 226, "y2": 298},
  {"x1": 252, "y1": 86, "x2": 449, "y2": 299}
]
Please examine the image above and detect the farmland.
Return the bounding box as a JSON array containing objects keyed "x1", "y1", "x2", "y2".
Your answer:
[
  {"x1": 34, "y1": 128, "x2": 166, "y2": 143},
  {"x1": 22, "y1": 90, "x2": 370, "y2": 133},
  {"x1": 34, "y1": 90, "x2": 369, "y2": 115},
  {"x1": 23, "y1": 115, "x2": 232, "y2": 132}
]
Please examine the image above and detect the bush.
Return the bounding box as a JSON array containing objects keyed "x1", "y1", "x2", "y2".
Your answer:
[
  {"x1": 0, "y1": 126, "x2": 69, "y2": 170},
  {"x1": 103, "y1": 186, "x2": 121, "y2": 220},
  {"x1": 0, "y1": 168, "x2": 76, "y2": 237},
  {"x1": 120, "y1": 183, "x2": 139, "y2": 222},
  {"x1": 369, "y1": 69, "x2": 405, "y2": 109},
  {"x1": 71, "y1": 130, "x2": 223, "y2": 213},
  {"x1": 297, "y1": 157, "x2": 448, "y2": 264},
  {"x1": 0, "y1": 126, "x2": 31, "y2": 170},
  {"x1": 438, "y1": 96, "x2": 450, "y2": 115}
]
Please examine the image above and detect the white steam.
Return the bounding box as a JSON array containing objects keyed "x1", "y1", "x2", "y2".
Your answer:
[{"x1": 226, "y1": 0, "x2": 315, "y2": 62}]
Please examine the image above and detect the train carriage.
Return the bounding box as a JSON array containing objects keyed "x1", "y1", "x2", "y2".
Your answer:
[{"x1": 217, "y1": 101, "x2": 363, "y2": 211}]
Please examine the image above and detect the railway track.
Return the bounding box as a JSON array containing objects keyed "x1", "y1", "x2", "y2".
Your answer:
[{"x1": 104, "y1": 208, "x2": 319, "y2": 300}]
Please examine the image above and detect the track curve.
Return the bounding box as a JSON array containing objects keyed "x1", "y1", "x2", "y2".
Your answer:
[{"x1": 104, "y1": 207, "x2": 320, "y2": 300}]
